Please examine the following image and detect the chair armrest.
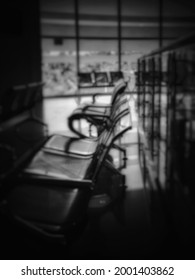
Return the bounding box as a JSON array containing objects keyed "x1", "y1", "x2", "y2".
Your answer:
[
  {"x1": 0, "y1": 144, "x2": 16, "y2": 176},
  {"x1": 68, "y1": 108, "x2": 110, "y2": 138},
  {"x1": 83, "y1": 103, "x2": 111, "y2": 111},
  {"x1": 111, "y1": 143, "x2": 127, "y2": 170}
]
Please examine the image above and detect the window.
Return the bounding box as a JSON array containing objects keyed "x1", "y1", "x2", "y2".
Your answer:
[
  {"x1": 40, "y1": 0, "x2": 168, "y2": 96},
  {"x1": 42, "y1": 39, "x2": 77, "y2": 96},
  {"x1": 79, "y1": 40, "x2": 118, "y2": 73}
]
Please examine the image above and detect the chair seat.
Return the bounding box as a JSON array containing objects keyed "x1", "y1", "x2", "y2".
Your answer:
[
  {"x1": 7, "y1": 183, "x2": 90, "y2": 232},
  {"x1": 44, "y1": 134, "x2": 98, "y2": 156},
  {"x1": 22, "y1": 150, "x2": 92, "y2": 180}
]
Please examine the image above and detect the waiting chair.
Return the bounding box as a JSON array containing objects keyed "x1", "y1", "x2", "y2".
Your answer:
[
  {"x1": 68, "y1": 80, "x2": 127, "y2": 138},
  {"x1": 78, "y1": 72, "x2": 94, "y2": 87},
  {"x1": 2, "y1": 106, "x2": 131, "y2": 244}
]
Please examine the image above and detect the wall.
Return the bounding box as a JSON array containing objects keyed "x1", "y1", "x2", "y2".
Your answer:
[{"x1": 0, "y1": 0, "x2": 41, "y2": 96}]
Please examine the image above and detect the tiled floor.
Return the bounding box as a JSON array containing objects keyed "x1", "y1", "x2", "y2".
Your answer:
[{"x1": 41, "y1": 95, "x2": 159, "y2": 259}]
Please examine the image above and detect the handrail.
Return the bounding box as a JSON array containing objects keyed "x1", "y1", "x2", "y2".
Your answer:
[{"x1": 139, "y1": 32, "x2": 195, "y2": 59}]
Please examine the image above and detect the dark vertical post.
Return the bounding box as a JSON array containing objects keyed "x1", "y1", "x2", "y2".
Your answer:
[
  {"x1": 157, "y1": 55, "x2": 162, "y2": 178},
  {"x1": 117, "y1": 0, "x2": 122, "y2": 165},
  {"x1": 75, "y1": 0, "x2": 80, "y2": 87},
  {"x1": 143, "y1": 60, "x2": 146, "y2": 131},
  {"x1": 36, "y1": 0, "x2": 42, "y2": 83},
  {"x1": 159, "y1": 0, "x2": 163, "y2": 48},
  {"x1": 75, "y1": 0, "x2": 81, "y2": 133},
  {"x1": 151, "y1": 58, "x2": 155, "y2": 159},
  {"x1": 137, "y1": 59, "x2": 141, "y2": 159},
  {"x1": 117, "y1": 0, "x2": 121, "y2": 71}
]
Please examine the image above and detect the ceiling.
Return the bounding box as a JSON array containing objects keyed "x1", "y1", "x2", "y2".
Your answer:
[{"x1": 40, "y1": 0, "x2": 195, "y2": 39}]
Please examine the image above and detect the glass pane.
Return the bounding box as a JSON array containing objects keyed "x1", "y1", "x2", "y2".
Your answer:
[
  {"x1": 121, "y1": 0, "x2": 159, "y2": 17},
  {"x1": 122, "y1": 26, "x2": 159, "y2": 38},
  {"x1": 41, "y1": 39, "x2": 77, "y2": 97},
  {"x1": 41, "y1": 0, "x2": 75, "y2": 36},
  {"x1": 161, "y1": 39, "x2": 175, "y2": 48},
  {"x1": 121, "y1": 40, "x2": 158, "y2": 88},
  {"x1": 163, "y1": 0, "x2": 195, "y2": 39},
  {"x1": 41, "y1": 0, "x2": 74, "y2": 13},
  {"x1": 163, "y1": 0, "x2": 195, "y2": 17},
  {"x1": 78, "y1": 0, "x2": 118, "y2": 37},
  {"x1": 79, "y1": 40, "x2": 118, "y2": 72},
  {"x1": 79, "y1": 0, "x2": 117, "y2": 16},
  {"x1": 121, "y1": 0, "x2": 159, "y2": 38},
  {"x1": 41, "y1": 24, "x2": 75, "y2": 37},
  {"x1": 79, "y1": 25, "x2": 117, "y2": 38}
]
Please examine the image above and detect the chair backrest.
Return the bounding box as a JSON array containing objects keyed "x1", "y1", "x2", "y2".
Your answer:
[
  {"x1": 0, "y1": 144, "x2": 15, "y2": 176},
  {"x1": 78, "y1": 72, "x2": 94, "y2": 87},
  {"x1": 94, "y1": 72, "x2": 109, "y2": 86},
  {"x1": 110, "y1": 80, "x2": 127, "y2": 105},
  {"x1": 23, "y1": 83, "x2": 37, "y2": 109},
  {"x1": 110, "y1": 71, "x2": 124, "y2": 85},
  {"x1": 0, "y1": 85, "x2": 27, "y2": 121},
  {"x1": 25, "y1": 82, "x2": 44, "y2": 109},
  {"x1": 0, "y1": 82, "x2": 44, "y2": 122},
  {"x1": 90, "y1": 103, "x2": 131, "y2": 182}
]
